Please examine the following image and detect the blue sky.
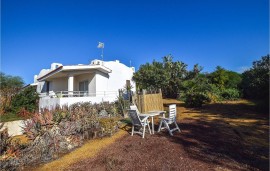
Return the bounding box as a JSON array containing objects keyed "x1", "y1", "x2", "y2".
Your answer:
[{"x1": 1, "y1": 0, "x2": 269, "y2": 84}]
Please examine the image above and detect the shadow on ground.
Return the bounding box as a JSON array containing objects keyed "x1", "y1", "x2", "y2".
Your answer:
[{"x1": 161, "y1": 102, "x2": 269, "y2": 171}]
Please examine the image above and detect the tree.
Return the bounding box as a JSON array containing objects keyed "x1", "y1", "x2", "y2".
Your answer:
[
  {"x1": 180, "y1": 74, "x2": 211, "y2": 107},
  {"x1": 163, "y1": 55, "x2": 188, "y2": 98},
  {"x1": 133, "y1": 61, "x2": 169, "y2": 91},
  {"x1": 11, "y1": 86, "x2": 39, "y2": 114},
  {"x1": 133, "y1": 55, "x2": 188, "y2": 98},
  {"x1": 0, "y1": 72, "x2": 24, "y2": 114},
  {"x1": 208, "y1": 66, "x2": 242, "y2": 90},
  {"x1": 225, "y1": 71, "x2": 242, "y2": 89},
  {"x1": 208, "y1": 66, "x2": 229, "y2": 89},
  {"x1": 242, "y1": 55, "x2": 269, "y2": 104}
]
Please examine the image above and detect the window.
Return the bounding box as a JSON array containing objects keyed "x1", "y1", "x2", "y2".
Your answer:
[
  {"x1": 79, "y1": 80, "x2": 89, "y2": 92},
  {"x1": 46, "y1": 81, "x2": 50, "y2": 93}
]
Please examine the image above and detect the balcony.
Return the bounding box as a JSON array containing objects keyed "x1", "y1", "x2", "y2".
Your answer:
[{"x1": 39, "y1": 91, "x2": 119, "y2": 110}]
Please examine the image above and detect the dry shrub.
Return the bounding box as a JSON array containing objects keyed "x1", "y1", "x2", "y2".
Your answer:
[
  {"x1": 1, "y1": 101, "x2": 122, "y2": 170},
  {"x1": 17, "y1": 108, "x2": 33, "y2": 119}
]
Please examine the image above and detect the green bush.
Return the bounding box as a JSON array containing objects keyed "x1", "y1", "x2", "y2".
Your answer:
[
  {"x1": 180, "y1": 75, "x2": 212, "y2": 107},
  {"x1": 220, "y1": 88, "x2": 240, "y2": 100},
  {"x1": 184, "y1": 92, "x2": 210, "y2": 107},
  {"x1": 10, "y1": 86, "x2": 39, "y2": 114}
]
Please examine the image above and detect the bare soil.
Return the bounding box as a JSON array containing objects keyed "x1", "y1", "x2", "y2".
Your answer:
[{"x1": 67, "y1": 100, "x2": 269, "y2": 171}]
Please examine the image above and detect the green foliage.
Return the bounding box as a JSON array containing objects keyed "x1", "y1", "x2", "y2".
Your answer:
[
  {"x1": 226, "y1": 71, "x2": 242, "y2": 89},
  {"x1": 208, "y1": 66, "x2": 229, "y2": 89},
  {"x1": 184, "y1": 92, "x2": 210, "y2": 108},
  {"x1": 0, "y1": 112, "x2": 24, "y2": 122},
  {"x1": 10, "y1": 86, "x2": 39, "y2": 114},
  {"x1": 220, "y1": 88, "x2": 240, "y2": 100},
  {"x1": 133, "y1": 54, "x2": 268, "y2": 109},
  {"x1": 133, "y1": 55, "x2": 189, "y2": 98},
  {"x1": 242, "y1": 55, "x2": 269, "y2": 99},
  {"x1": 0, "y1": 72, "x2": 24, "y2": 89},
  {"x1": 0, "y1": 72, "x2": 24, "y2": 115},
  {"x1": 208, "y1": 66, "x2": 242, "y2": 90},
  {"x1": 180, "y1": 75, "x2": 211, "y2": 107},
  {"x1": 241, "y1": 55, "x2": 269, "y2": 110},
  {"x1": 133, "y1": 61, "x2": 169, "y2": 91},
  {"x1": 162, "y1": 55, "x2": 188, "y2": 98}
]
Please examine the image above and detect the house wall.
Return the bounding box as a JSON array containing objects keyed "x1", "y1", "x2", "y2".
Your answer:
[
  {"x1": 95, "y1": 71, "x2": 109, "y2": 93},
  {"x1": 39, "y1": 97, "x2": 61, "y2": 110},
  {"x1": 59, "y1": 96, "x2": 117, "y2": 106},
  {"x1": 50, "y1": 77, "x2": 68, "y2": 92},
  {"x1": 104, "y1": 61, "x2": 136, "y2": 92}
]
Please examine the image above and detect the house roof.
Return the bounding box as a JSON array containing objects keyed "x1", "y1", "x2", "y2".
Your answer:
[{"x1": 37, "y1": 65, "x2": 112, "y2": 81}]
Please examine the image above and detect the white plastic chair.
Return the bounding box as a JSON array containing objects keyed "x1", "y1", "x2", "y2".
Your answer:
[
  {"x1": 128, "y1": 109, "x2": 152, "y2": 138},
  {"x1": 130, "y1": 105, "x2": 145, "y2": 120},
  {"x1": 158, "y1": 104, "x2": 181, "y2": 136},
  {"x1": 130, "y1": 105, "x2": 141, "y2": 114}
]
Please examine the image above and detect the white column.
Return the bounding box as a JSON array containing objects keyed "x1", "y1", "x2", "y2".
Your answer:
[{"x1": 68, "y1": 75, "x2": 74, "y2": 96}]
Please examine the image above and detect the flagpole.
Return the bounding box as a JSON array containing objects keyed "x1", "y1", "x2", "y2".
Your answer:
[{"x1": 101, "y1": 47, "x2": 104, "y2": 61}]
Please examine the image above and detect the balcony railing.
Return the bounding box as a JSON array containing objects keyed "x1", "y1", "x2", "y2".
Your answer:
[{"x1": 39, "y1": 91, "x2": 118, "y2": 98}]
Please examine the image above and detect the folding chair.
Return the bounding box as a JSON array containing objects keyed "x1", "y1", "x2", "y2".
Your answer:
[
  {"x1": 158, "y1": 104, "x2": 181, "y2": 136},
  {"x1": 128, "y1": 109, "x2": 152, "y2": 138}
]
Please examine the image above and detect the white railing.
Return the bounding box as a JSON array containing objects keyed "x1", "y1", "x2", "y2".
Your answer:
[{"x1": 39, "y1": 91, "x2": 118, "y2": 98}]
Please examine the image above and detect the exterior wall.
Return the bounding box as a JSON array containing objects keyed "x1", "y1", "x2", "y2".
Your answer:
[
  {"x1": 59, "y1": 96, "x2": 117, "y2": 106},
  {"x1": 39, "y1": 96, "x2": 117, "y2": 110},
  {"x1": 50, "y1": 77, "x2": 68, "y2": 92},
  {"x1": 95, "y1": 71, "x2": 109, "y2": 93},
  {"x1": 104, "y1": 61, "x2": 135, "y2": 92},
  {"x1": 39, "y1": 97, "x2": 61, "y2": 110}
]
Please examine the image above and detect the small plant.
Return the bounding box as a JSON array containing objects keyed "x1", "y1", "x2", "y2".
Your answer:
[
  {"x1": 17, "y1": 108, "x2": 33, "y2": 119},
  {"x1": 99, "y1": 117, "x2": 119, "y2": 136},
  {"x1": 0, "y1": 123, "x2": 11, "y2": 155}
]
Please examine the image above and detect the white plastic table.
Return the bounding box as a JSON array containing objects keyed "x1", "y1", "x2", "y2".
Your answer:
[{"x1": 139, "y1": 111, "x2": 166, "y2": 134}]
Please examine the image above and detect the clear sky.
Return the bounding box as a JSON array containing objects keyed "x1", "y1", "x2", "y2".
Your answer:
[{"x1": 1, "y1": 0, "x2": 269, "y2": 85}]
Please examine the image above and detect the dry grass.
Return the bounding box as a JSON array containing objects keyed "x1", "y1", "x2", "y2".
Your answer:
[
  {"x1": 11, "y1": 135, "x2": 30, "y2": 146},
  {"x1": 166, "y1": 99, "x2": 269, "y2": 150},
  {"x1": 35, "y1": 128, "x2": 128, "y2": 171}
]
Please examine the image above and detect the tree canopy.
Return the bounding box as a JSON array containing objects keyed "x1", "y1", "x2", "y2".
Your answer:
[
  {"x1": 133, "y1": 55, "x2": 189, "y2": 98},
  {"x1": 0, "y1": 72, "x2": 25, "y2": 114},
  {"x1": 0, "y1": 72, "x2": 24, "y2": 89},
  {"x1": 241, "y1": 55, "x2": 269, "y2": 102},
  {"x1": 133, "y1": 54, "x2": 269, "y2": 108}
]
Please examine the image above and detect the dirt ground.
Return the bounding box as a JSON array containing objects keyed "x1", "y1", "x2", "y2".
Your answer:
[{"x1": 66, "y1": 100, "x2": 269, "y2": 171}]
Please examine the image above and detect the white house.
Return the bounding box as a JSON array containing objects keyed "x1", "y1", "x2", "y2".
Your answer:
[{"x1": 34, "y1": 59, "x2": 135, "y2": 110}]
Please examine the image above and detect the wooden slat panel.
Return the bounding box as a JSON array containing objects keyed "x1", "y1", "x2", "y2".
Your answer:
[{"x1": 135, "y1": 91, "x2": 163, "y2": 113}]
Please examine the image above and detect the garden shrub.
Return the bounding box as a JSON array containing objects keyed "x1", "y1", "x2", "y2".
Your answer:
[
  {"x1": 220, "y1": 88, "x2": 240, "y2": 100},
  {"x1": 0, "y1": 101, "x2": 122, "y2": 170},
  {"x1": 184, "y1": 92, "x2": 211, "y2": 108},
  {"x1": 180, "y1": 76, "x2": 212, "y2": 107},
  {"x1": 10, "y1": 86, "x2": 39, "y2": 114}
]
